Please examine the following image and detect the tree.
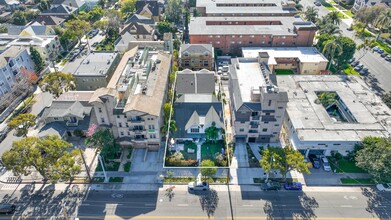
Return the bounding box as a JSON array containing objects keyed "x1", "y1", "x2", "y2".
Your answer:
[
  {"x1": 322, "y1": 40, "x2": 343, "y2": 70},
  {"x1": 63, "y1": 19, "x2": 91, "y2": 44},
  {"x1": 156, "y1": 21, "x2": 177, "y2": 36},
  {"x1": 39, "y1": 72, "x2": 75, "y2": 97},
  {"x1": 355, "y1": 5, "x2": 386, "y2": 31},
  {"x1": 163, "y1": 103, "x2": 173, "y2": 121},
  {"x1": 326, "y1": 11, "x2": 341, "y2": 25},
  {"x1": 120, "y1": 0, "x2": 136, "y2": 15},
  {"x1": 260, "y1": 147, "x2": 310, "y2": 181},
  {"x1": 8, "y1": 113, "x2": 37, "y2": 137},
  {"x1": 334, "y1": 36, "x2": 356, "y2": 69},
  {"x1": 374, "y1": 9, "x2": 391, "y2": 40},
  {"x1": 98, "y1": 0, "x2": 106, "y2": 8},
  {"x1": 11, "y1": 10, "x2": 27, "y2": 25},
  {"x1": 88, "y1": 6, "x2": 105, "y2": 23},
  {"x1": 165, "y1": 0, "x2": 183, "y2": 23},
  {"x1": 205, "y1": 122, "x2": 220, "y2": 143},
  {"x1": 319, "y1": 22, "x2": 341, "y2": 35},
  {"x1": 1, "y1": 136, "x2": 82, "y2": 183},
  {"x1": 381, "y1": 92, "x2": 391, "y2": 109},
  {"x1": 93, "y1": 20, "x2": 109, "y2": 30},
  {"x1": 354, "y1": 137, "x2": 391, "y2": 183},
  {"x1": 304, "y1": 6, "x2": 318, "y2": 23},
  {"x1": 30, "y1": 47, "x2": 45, "y2": 72},
  {"x1": 161, "y1": 119, "x2": 177, "y2": 135},
  {"x1": 37, "y1": 0, "x2": 50, "y2": 11},
  {"x1": 85, "y1": 128, "x2": 120, "y2": 160},
  {"x1": 357, "y1": 38, "x2": 376, "y2": 60},
  {"x1": 0, "y1": 25, "x2": 7, "y2": 33},
  {"x1": 200, "y1": 160, "x2": 217, "y2": 181}
]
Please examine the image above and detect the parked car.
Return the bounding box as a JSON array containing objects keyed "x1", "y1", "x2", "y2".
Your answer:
[
  {"x1": 376, "y1": 183, "x2": 391, "y2": 192},
  {"x1": 354, "y1": 65, "x2": 363, "y2": 71},
  {"x1": 377, "y1": 49, "x2": 385, "y2": 54},
  {"x1": 346, "y1": 26, "x2": 353, "y2": 31},
  {"x1": 381, "y1": 53, "x2": 388, "y2": 58},
  {"x1": 351, "y1": 61, "x2": 360, "y2": 67},
  {"x1": 385, "y1": 56, "x2": 391, "y2": 61},
  {"x1": 308, "y1": 154, "x2": 321, "y2": 169},
  {"x1": 348, "y1": 58, "x2": 355, "y2": 63},
  {"x1": 221, "y1": 72, "x2": 229, "y2": 80},
  {"x1": 92, "y1": 42, "x2": 99, "y2": 47},
  {"x1": 372, "y1": 46, "x2": 380, "y2": 52},
  {"x1": 359, "y1": 68, "x2": 369, "y2": 76},
  {"x1": 314, "y1": 1, "x2": 321, "y2": 6},
  {"x1": 284, "y1": 182, "x2": 302, "y2": 190},
  {"x1": 320, "y1": 157, "x2": 331, "y2": 171},
  {"x1": 261, "y1": 181, "x2": 281, "y2": 191},
  {"x1": 0, "y1": 204, "x2": 16, "y2": 214},
  {"x1": 188, "y1": 181, "x2": 209, "y2": 191}
]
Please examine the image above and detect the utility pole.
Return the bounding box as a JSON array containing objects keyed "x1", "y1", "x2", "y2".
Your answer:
[
  {"x1": 79, "y1": 148, "x2": 92, "y2": 182},
  {"x1": 98, "y1": 154, "x2": 108, "y2": 182}
]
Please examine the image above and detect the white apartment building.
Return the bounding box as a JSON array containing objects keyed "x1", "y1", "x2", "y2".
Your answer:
[
  {"x1": 0, "y1": 46, "x2": 35, "y2": 97},
  {"x1": 89, "y1": 47, "x2": 172, "y2": 150}
]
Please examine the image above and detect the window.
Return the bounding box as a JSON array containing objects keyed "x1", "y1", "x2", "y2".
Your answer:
[
  {"x1": 232, "y1": 35, "x2": 235, "y2": 38},
  {"x1": 239, "y1": 128, "x2": 244, "y2": 132},
  {"x1": 249, "y1": 41, "x2": 253, "y2": 44},
  {"x1": 268, "y1": 100, "x2": 272, "y2": 106},
  {"x1": 98, "y1": 107, "x2": 102, "y2": 113},
  {"x1": 149, "y1": 134, "x2": 156, "y2": 138},
  {"x1": 53, "y1": 117, "x2": 59, "y2": 120},
  {"x1": 148, "y1": 125, "x2": 155, "y2": 129},
  {"x1": 216, "y1": 41, "x2": 220, "y2": 44},
  {"x1": 128, "y1": 131, "x2": 131, "y2": 135},
  {"x1": 216, "y1": 35, "x2": 220, "y2": 38},
  {"x1": 119, "y1": 122, "x2": 122, "y2": 127},
  {"x1": 126, "y1": 123, "x2": 129, "y2": 127},
  {"x1": 274, "y1": 124, "x2": 279, "y2": 126},
  {"x1": 203, "y1": 61, "x2": 209, "y2": 66},
  {"x1": 265, "y1": 113, "x2": 270, "y2": 116},
  {"x1": 101, "y1": 118, "x2": 105, "y2": 123},
  {"x1": 120, "y1": 132, "x2": 124, "y2": 136},
  {"x1": 262, "y1": 128, "x2": 268, "y2": 132},
  {"x1": 239, "y1": 35, "x2": 242, "y2": 38},
  {"x1": 209, "y1": 35, "x2": 213, "y2": 38},
  {"x1": 117, "y1": 115, "x2": 120, "y2": 118},
  {"x1": 190, "y1": 128, "x2": 199, "y2": 133},
  {"x1": 238, "y1": 42, "x2": 242, "y2": 44},
  {"x1": 278, "y1": 106, "x2": 283, "y2": 109},
  {"x1": 281, "y1": 42, "x2": 285, "y2": 45}
]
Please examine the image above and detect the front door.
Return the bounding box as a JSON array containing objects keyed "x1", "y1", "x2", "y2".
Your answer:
[{"x1": 248, "y1": 137, "x2": 256, "y2": 143}]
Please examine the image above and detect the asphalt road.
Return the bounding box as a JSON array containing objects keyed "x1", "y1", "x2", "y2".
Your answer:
[
  {"x1": 300, "y1": 0, "x2": 391, "y2": 93},
  {"x1": 75, "y1": 186, "x2": 391, "y2": 220}
]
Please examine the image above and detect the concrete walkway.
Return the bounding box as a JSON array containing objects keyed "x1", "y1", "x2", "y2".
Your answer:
[{"x1": 196, "y1": 143, "x2": 201, "y2": 163}]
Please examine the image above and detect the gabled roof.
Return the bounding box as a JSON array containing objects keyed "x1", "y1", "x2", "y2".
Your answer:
[
  {"x1": 35, "y1": 15, "x2": 66, "y2": 26},
  {"x1": 19, "y1": 22, "x2": 55, "y2": 36},
  {"x1": 0, "y1": 46, "x2": 25, "y2": 67},
  {"x1": 42, "y1": 101, "x2": 92, "y2": 118},
  {"x1": 124, "y1": 14, "x2": 155, "y2": 25},
  {"x1": 180, "y1": 44, "x2": 213, "y2": 55},
  {"x1": 40, "y1": 4, "x2": 78, "y2": 15},
  {"x1": 0, "y1": 0, "x2": 20, "y2": 6},
  {"x1": 176, "y1": 69, "x2": 215, "y2": 94},
  {"x1": 185, "y1": 111, "x2": 200, "y2": 130},
  {"x1": 136, "y1": 0, "x2": 159, "y2": 16},
  {"x1": 204, "y1": 106, "x2": 223, "y2": 128},
  {"x1": 52, "y1": 0, "x2": 84, "y2": 8},
  {"x1": 120, "y1": 22, "x2": 153, "y2": 36}
]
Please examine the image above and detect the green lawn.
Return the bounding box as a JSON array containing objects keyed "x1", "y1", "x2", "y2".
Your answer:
[
  {"x1": 343, "y1": 65, "x2": 360, "y2": 76},
  {"x1": 375, "y1": 40, "x2": 391, "y2": 56},
  {"x1": 275, "y1": 69, "x2": 294, "y2": 75},
  {"x1": 328, "y1": 157, "x2": 366, "y2": 173},
  {"x1": 344, "y1": 10, "x2": 354, "y2": 17},
  {"x1": 201, "y1": 141, "x2": 225, "y2": 162},
  {"x1": 340, "y1": 178, "x2": 375, "y2": 184},
  {"x1": 337, "y1": 12, "x2": 347, "y2": 19},
  {"x1": 182, "y1": 141, "x2": 197, "y2": 160},
  {"x1": 321, "y1": 1, "x2": 335, "y2": 10}
]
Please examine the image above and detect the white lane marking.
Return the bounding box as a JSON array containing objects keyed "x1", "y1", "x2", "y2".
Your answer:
[
  {"x1": 242, "y1": 204, "x2": 253, "y2": 207},
  {"x1": 178, "y1": 204, "x2": 189, "y2": 207},
  {"x1": 340, "y1": 205, "x2": 353, "y2": 208}
]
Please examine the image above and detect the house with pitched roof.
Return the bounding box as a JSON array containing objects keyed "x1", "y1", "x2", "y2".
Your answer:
[
  {"x1": 125, "y1": 14, "x2": 155, "y2": 25},
  {"x1": 135, "y1": 0, "x2": 161, "y2": 22},
  {"x1": 179, "y1": 44, "x2": 214, "y2": 71}
]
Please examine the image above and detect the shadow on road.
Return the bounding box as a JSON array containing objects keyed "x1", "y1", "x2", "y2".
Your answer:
[
  {"x1": 361, "y1": 187, "x2": 391, "y2": 219},
  {"x1": 241, "y1": 188, "x2": 319, "y2": 219},
  {"x1": 199, "y1": 189, "x2": 219, "y2": 218}
]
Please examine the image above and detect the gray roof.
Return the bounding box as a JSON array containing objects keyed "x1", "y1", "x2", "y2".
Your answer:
[
  {"x1": 180, "y1": 44, "x2": 213, "y2": 55},
  {"x1": 40, "y1": 4, "x2": 77, "y2": 15},
  {"x1": 125, "y1": 14, "x2": 155, "y2": 25},
  {"x1": 176, "y1": 69, "x2": 215, "y2": 94},
  {"x1": 73, "y1": 52, "x2": 119, "y2": 76},
  {"x1": 0, "y1": 46, "x2": 24, "y2": 67},
  {"x1": 173, "y1": 95, "x2": 223, "y2": 138},
  {"x1": 35, "y1": 15, "x2": 66, "y2": 26},
  {"x1": 189, "y1": 16, "x2": 316, "y2": 35},
  {"x1": 42, "y1": 101, "x2": 92, "y2": 118}
]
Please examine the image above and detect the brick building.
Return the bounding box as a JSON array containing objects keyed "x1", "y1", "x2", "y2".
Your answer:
[{"x1": 189, "y1": 16, "x2": 317, "y2": 54}]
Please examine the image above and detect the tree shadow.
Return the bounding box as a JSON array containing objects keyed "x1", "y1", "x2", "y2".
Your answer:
[
  {"x1": 198, "y1": 189, "x2": 219, "y2": 218},
  {"x1": 241, "y1": 187, "x2": 318, "y2": 220},
  {"x1": 361, "y1": 187, "x2": 391, "y2": 219}
]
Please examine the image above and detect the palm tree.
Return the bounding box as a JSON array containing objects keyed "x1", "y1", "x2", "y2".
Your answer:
[
  {"x1": 205, "y1": 122, "x2": 220, "y2": 143},
  {"x1": 326, "y1": 11, "x2": 341, "y2": 25},
  {"x1": 315, "y1": 17, "x2": 329, "y2": 30},
  {"x1": 304, "y1": 6, "x2": 319, "y2": 23},
  {"x1": 374, "y1": 9, "x2": 391, "y2": 40},
  {"x1": 357, "y1": 38, "x2": 376, "y2": 60},
  {"x1": 353, "y1": 21, "x2": 366, "y2": 39},
  {"x1": 322, "y1": 40, "x2": 343, "y2": 70},
  {"x1": 161, "y1": 120, "x2": 177, "y2": 135},
  {"x1": 318, "y1": 23, "x2": 341, "y2": 35}
]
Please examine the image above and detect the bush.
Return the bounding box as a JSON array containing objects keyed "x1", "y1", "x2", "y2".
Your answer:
[
  {"x1": 109, "y1": 177, "x2": 123, "y2": 183},
  {"x1": 124, "y1": 162, "x2": 131, "y2": 172},
  {"x1": 165, "y1": 158, "x2": 198, "y2": 167},
  {"x1": 126, "y1": 147, "x2": 133, "y2": 159}
]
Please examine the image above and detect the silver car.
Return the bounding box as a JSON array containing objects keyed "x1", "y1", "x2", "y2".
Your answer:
[
  {"x1": 320, "y1": 157, "x2": 331, "y2": 172},
  {"x1": 188, "y1": 181, "x2": 209, "y2": 191}
]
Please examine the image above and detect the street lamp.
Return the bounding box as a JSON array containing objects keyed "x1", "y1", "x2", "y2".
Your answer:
[{"x1": 98, "y1": 154, "x2": 108, "y2": 182}]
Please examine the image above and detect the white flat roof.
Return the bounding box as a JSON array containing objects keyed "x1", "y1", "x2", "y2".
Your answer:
[
  {"x1": 242, "y1": 47, "x2": 328, "y2": 64},
  {"x1": 235, "y1": 60, "x2": 266, "y2": 102},
  {"x1": 278, "y1": 75, "x2": 391, "y2": 142}
]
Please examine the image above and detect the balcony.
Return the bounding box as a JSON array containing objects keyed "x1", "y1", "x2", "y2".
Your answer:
[
  {"x1": 249, "y1": 129, "x2": 258, "y2": 133},
  {"x1": 66, "y1": 121, "x2": 79, "y2": 127},
  {"x1": 250, "y1": 124, "x2": 258, "y2": 128},
  {"x1": 128, "y1": 117, "x2": 144, "y2": 123}
]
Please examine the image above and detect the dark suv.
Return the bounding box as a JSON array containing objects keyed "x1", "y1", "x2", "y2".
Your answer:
[
  {"x1": 308, "y1": 154, "x2": 321, "y2": 169},
  {"x1": 0, "y1": 204, "x2": 16, "y2": 214}
]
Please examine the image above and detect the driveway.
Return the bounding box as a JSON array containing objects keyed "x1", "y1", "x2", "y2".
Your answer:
[{"x1": 304, "y1": 168, "x2": 371, "y2": 186}]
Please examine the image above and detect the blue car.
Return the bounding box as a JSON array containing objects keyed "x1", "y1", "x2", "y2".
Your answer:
[{"x1": 284, "y1": 182, "x2": 302, "y2": 190}]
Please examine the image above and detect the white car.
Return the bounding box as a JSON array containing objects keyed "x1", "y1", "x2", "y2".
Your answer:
[
  {"x1": 188, "y1": 181, "x2": 209, "y2": 191},
  {"x1": 320, "y1": 157, "x2": 331, "y2": 172},
  {"x1": 376, "y1": 183, "x2": 391, "y2": 192},
  {"x1": 221, "y1": 72, "x2": 229, "y2": 80}
]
